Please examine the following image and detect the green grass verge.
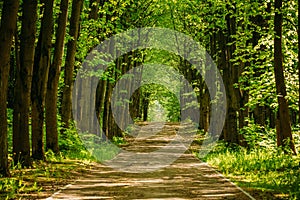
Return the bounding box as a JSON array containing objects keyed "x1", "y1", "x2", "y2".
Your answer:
[
  {"x1": 1, "y1": 121, "x2": 126, "y2": 200},
  {"x1": 201, "y1": 142, "x2": 300, "y2": 199}
]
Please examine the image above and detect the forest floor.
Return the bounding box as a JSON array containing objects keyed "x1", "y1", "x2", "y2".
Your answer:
[{"x1": 43, "y1": 122, "x2": 257, "y2": 200}]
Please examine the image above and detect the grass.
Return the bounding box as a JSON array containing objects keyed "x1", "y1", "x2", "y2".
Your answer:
[
  {"x1": 4, "y1": 113, "x2": 300, "y2": 199},
  {"x1": 198, "y1": 122, "x2": 300, "y2": 199},
  {"x1": 201, "y1": 142, "x2": 300, "y2": 199},
  {"x1": 0, "y1": 157, "x2": 95, "y2": 200},
  {"x1": 1, "y1": 120, "x2": 126, "y2": 200}
]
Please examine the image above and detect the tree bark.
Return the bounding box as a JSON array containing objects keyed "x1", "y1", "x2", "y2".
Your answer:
[
  {"x1": 96, "y1": 79, "x2": 107, "y2": 124},
  {"x1": 0, "y1": 0, "x2": 19, "y2": 177},
  {"x1": 103, "y1": 78, "x2": 113, "y2": 139},
  {"x1": 253, "y1": 105, "x2": 266, "y2": 126},
  {"x1": 274, "y1": 0, "x2": 296, "y2": 154},
  {"x1": 13, "y1": 0, "x2": 37, "y2": 167},
  {"x1": 89, "y1": 0, "x2": 100, "y2": 19},
  {"x1": 142, "y1": 92, "x2": 150, "y2": 121},
  {"x1": 61, "y1": 0, "x2": 83, "y2": 130},
  {"x1": 45, "y1": 0, "x2": 69, "y2": 153},
  {"x1": 220, "y1": 12, "x2": 239, "y2": 144},
  {"x1": 129, "y1": 53, "x2": 143, "y2": 121},
  {"x1": 31, "y1": 0, "x2": 54, "y2": 160}
]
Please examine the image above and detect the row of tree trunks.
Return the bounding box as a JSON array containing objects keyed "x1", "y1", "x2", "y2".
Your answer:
[
  {"x1": 12, "y1": 0, "x2": 83, "y2": 164},
  {"x1": 251, "y1": 105, "x2": 275, "y2": 128},
  {"x1": 75, "y1": 1, "x2": 121, "y2": 140},
  {"x1": 1, "y1": 0, "x2": 101, "y2": 176},
  {"x1": 0, "y1": 0, "x2": 19, "y2": 176},
  {"x1": 206, "y1": 2, "x2": 295, "y2": 148},
  {"x1": 74, "y1": 1, "x2": 149, "y2": 140},
  {"x1": 62, "y1": 0, "x2": 106, "y2": 137}
]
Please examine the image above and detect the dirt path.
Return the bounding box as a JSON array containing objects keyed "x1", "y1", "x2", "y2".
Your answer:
[{"x1": 46, "y1": 122, "x2": 255, "y2": 200}]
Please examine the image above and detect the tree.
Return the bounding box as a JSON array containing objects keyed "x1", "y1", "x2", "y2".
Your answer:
[
  {"x1": 274, "y1": 0, "x2": 297, "y2": 154},
  {"x1": 45, "y1": 0, "x2": 69, "y2": 153},
  {"x1": 0, "y1": 0, "x2": 19, "y2": 176},
  {"x1": 219, "y1": 4, "x2": 239, "y2": 144},
  {"x1": 61, "y1": 0, "x2": 83, "y2": 130},
  {"x1": 89, "y1": 0, "x2": 100, "y2": 19},
  {"x1": 31, "y1": 0, "x2": 54, "y2": 160},
  {"x1": 13, "y1": 0, "x2": 38, "y2": 166}
]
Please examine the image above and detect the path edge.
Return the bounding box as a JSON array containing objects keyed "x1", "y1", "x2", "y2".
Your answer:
[{"x1": 202, "y1": 162, "x2": 256, "y2": 200}]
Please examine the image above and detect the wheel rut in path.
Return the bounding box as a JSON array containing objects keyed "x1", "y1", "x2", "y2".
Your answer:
[{"x1": 46, "y1": 122, "x2": 255, "y2": 200}]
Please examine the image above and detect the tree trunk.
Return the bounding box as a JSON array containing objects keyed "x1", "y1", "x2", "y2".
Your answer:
[
  {"x1": 238, "y1": 83, "x2": 249, "y2": 146},
  {"x1": 89, "y1": 0, "x2": 100, "y2": 19},
  {"x1": 142, "y1": 92, "x2": 150, "y2": 121},
  {"x1": 129, "y1": 57, "x2": 142, "y2": 121},
  {"x1": 61, "y1": 0, "x2": 83, "y2": 130},
  {"x1": 274, "y1": 0, "x2": 296, "y2": 154},
  {"x1": 0, "y1": 0, "x2": 19, "y2": 177},
  {"x1": 45, "y1": 0, "x2": 69, "y2": 153},
  {"x1": 96, "y1": 79, "x2": 107, "y2": 122},
  {"x1": 253, "y1": 105, "x2": 266, "y2": 126},
  {"x1": 220, "y1": 11, "x2": 239, "y2": 144},
  {"x1": 31, "y1": 0, "x2": 54, "y2": 160},
  {"x1": 13, "y1": 0, "x2": 38, "y2": 167},
  {"x1": 269, "y1": 108, "x2": 276, "y2": 128},
  {"x1": 103, "y1": 74, "x2": 113, "y2": 139}
]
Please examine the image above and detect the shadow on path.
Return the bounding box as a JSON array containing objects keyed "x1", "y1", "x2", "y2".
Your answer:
[{"x1": 46, "y1": 122, "x2": 255, "y2": 200}]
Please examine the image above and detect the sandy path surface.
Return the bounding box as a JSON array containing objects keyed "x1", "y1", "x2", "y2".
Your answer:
[{"x1": 46, "y1": 122, "x2": 255, "y2": 200}]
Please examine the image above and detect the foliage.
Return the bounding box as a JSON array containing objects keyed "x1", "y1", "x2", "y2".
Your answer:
[
  {"x1": 58, "y1": 125, "x2": 122, "y2": 162},
  {"x1": 142, "y1": 84, "x2": 180, "y2": 122},
  {"x1": 0, "y1": 177, "x2": 40, "y2": 200},
  {"x1": 7, "y1": 109, "x2": 13, "y2": 154},
  {"x1": 141, "y1": 50, "x2": 182, "y2": 122},
  {"x1": 112, "y1": 136, "x2": 127, "y2": 146},
  {"x1": 1, "y1": 0, "x2": 300, "y2": 197},
  {"x1": 79, "y1": 132, "x2": 120, "y2": 162},
  {"x1": 240, "y1": 119, "x2": 277, "y2": 149},
  {"x1": 58, "y1": 124, "x2": 91, "y2": 159}
]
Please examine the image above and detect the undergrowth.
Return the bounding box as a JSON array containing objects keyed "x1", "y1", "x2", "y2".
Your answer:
[
  {"x1": 201, "y1": 121, "x2": 300, "y2": 199},
  {"x1": 1, "y1": 120, "x2": 124, "y2": 200}
]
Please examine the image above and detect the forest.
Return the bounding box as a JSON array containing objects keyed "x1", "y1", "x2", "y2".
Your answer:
[{"x1": 0, "y1": 0, "x2": 300, "y2": 199}]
